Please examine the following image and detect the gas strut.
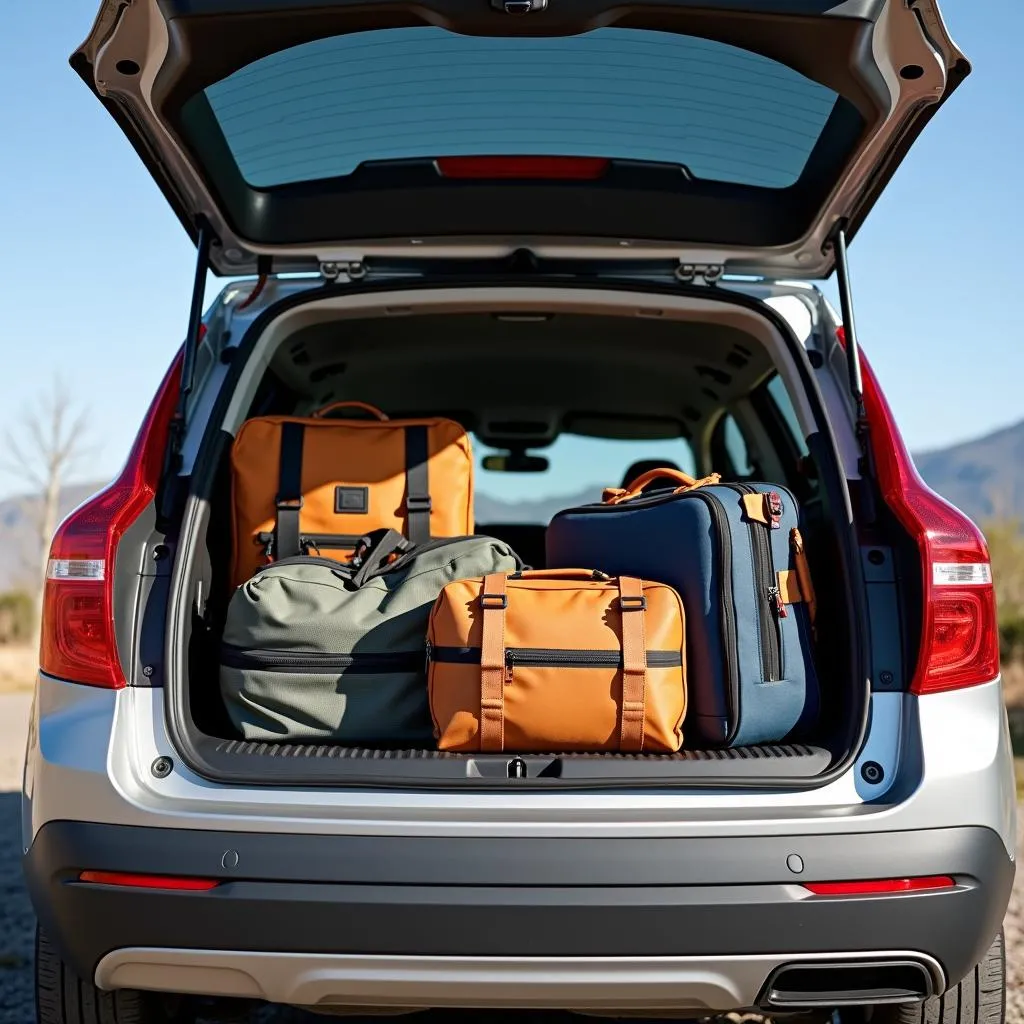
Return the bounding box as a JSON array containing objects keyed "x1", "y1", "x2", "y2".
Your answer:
[
  {"x1": 831, "y1": 222, "x2": 877, "y2": 525},
  {"x1": 159, "y1": 218, "x2": 214, "y2": 522},
  {"x1": 174, "y1": 217, "x2": 214, "y2": 432}
]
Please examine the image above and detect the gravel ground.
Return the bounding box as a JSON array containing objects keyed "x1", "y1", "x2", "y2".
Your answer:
[
  {"x1": 0, "y1": 693, "x2": 34, "y2": 1024},
  {"x1": 0, "y1": 691, "x2": 1019, "y2": 1024}
]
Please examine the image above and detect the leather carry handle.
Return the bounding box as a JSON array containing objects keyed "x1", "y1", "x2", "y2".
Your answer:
[
  {"x1": 312, "y1": 400, "x2": 390, "y2": 421},
  {"x1": 603, "y1": 467, "x2": 721, "y2": 505},
  {"x1": 510, "y1": 568, "x2": 610, "y2": 582},
  {"x1": 476, "y1": 571, "x2": 649, "y2": 753}
]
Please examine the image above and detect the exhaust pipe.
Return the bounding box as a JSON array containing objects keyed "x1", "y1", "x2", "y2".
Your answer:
[{"x1": 760, "y1": 960, "x2": 935, "y2": 1009}]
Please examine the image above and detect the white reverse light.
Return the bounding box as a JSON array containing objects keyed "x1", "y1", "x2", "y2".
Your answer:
[
  {"x1": 47, "y1": 559, "x2": 106, "y2": 581},
  {"x1": 932, "y1": 562, "x2": 992, "y2": 587}
]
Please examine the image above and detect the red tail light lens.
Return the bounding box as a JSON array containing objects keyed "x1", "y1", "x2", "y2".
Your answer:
[
  {"x1": 804, "y1": 875, "x2": 955, "y2": 896},
  {"x1": 435, "y1": 156, "x2": 609, "y2": 180},
  {"x1": 838, "y1": 329, "x2": 1000, "y2": 694},
  {"x1": 79, "y1": 870, "x2": 219, "y2": 891},
  {"x1": 39, "y1": 349, "x2": 183, "y2": 688}
]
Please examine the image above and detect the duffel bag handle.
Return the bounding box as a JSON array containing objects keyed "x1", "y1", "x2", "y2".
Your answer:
[
  {"x1": 312, "y1": 400, "x2": 390, "y2": 421},
  {"x1": 507, "y1": 568, "x2": 611, "y2": 583},
  {"x1": 603, "y1": 467, "x2": 720, "y2": 505}
]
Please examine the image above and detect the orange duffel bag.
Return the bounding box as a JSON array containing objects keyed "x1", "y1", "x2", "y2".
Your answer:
[
  {"x1": 230, "y1": 401, "x2": 473, "y2": 586},
  {"x1": 427, "y1": 569, "x2": 687, "y2": 753}
]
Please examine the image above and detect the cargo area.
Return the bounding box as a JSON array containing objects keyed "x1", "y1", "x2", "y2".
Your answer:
[{"x1": 162, "y1": 290, "x2": 878, "y2": 788}]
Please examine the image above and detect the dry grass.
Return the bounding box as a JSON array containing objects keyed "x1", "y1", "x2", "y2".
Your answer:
[
  {"x1": 0, "y1": 645, "x2": 35, "y2": 694},
  {"x1": 1005, "y1": 659, "x2": 1024, "y2": 709}
]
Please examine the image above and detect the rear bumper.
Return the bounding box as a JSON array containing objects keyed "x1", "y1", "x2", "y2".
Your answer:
[
  {"x1": 24, "y1": 822, "x2": 1013, "y2": 1011},
  {"x1": 92, "y1": 949, "x2": 944, "y2": 1013}
]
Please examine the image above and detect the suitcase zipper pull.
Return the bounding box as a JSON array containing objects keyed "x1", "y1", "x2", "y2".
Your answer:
[
  {"x1": 424, "y1": 641, "x2": 432, "y2": 675},
  {"x1": 768, "y1": 586, "x2": 788, "y2": 618},
  {"x1": 505, "y1": 650, "x2": 515, "y2": 685}
]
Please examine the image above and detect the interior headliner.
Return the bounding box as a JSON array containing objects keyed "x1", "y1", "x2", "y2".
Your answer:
[{"x1": 273, "y1": 312, "x2": 771, "y2": 446}]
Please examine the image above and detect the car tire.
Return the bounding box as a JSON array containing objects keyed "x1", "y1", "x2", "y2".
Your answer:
[
  {"x1": 871, "y1": 931, "x2": 1005, "y2": 1024},
  {"x1": 35, "y1": 926, "x2": 190, "y2": 1024}
]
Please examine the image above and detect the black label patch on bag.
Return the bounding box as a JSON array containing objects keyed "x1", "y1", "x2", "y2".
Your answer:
[{"x1": 335, "y1": 486, "x2": 369, "y2": 514}]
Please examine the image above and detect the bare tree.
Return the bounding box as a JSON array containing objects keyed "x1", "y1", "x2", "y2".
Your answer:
[{"x1": 2, "y1": 378, "x2": 92, "y2": 637}]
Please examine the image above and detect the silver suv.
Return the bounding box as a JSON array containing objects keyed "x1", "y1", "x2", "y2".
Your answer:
[{"x1": 23, "y1": 1, "x2": 1015, "y2": 1022}]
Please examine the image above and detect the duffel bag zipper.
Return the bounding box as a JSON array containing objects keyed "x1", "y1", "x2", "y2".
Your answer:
[
  {"x1": 428, "y1": 645, "x2": 682, "y2": 672},
  {"x1": 734, "y1": 486, "x2": 783, "y2": 682},
  {"x1": 220, "y1": 644, "x2": 423, "y2": 674}
]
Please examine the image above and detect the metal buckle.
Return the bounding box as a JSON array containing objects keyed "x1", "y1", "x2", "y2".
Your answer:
[
  {"x1": 275, "y1": 495, "x2": 303, "y2": 510},
  {"x1": 620, "y1": 595, "x2": 648, "y2": 612},
  {"x1": 481, "y1": 593, "x2": 509, "y2": 609}
]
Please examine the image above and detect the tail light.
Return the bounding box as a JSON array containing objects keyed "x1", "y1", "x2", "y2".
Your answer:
[
  {"x1": 39, "y1": 349, "x2": 183, "y2": 688},
  {"x1": 838, "y1": 329, "x2": 1000, "y2": 694}
]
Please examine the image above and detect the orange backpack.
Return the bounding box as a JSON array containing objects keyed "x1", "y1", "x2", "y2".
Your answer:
[
  {"x1": 230, "y1": 401, "x2": 473, "y2": 586},
  {"x1": 428, "y1": 569, "x2": 687, "y2": 753}
]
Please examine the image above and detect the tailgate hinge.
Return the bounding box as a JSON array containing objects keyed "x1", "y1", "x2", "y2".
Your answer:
[
  {"x1": 320, "y1": 260, "x2": 367, "y2": 283},
  {"x1": 675, "y1": 263, "x2": 723, "y2": 286}
]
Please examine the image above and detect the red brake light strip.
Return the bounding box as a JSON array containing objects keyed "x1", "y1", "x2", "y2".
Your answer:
[
  {"x1": 435, "y1": 156, "x2": 609, "y2": 180},
  {"x1": 804, "y1": 875, "x2": 955, "y2": 896},
  {"x1": 78, "y1": 870, "x2": 220, "y2": 891}
]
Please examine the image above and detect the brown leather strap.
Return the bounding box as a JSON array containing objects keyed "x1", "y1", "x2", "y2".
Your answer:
[
  {"x1": 603, "y1": 469, "x2": 721, "y2": 505},
  {"x1": 790, "y1": 528, "x2": 818, "y2": 630},
  {"x1": 618, "y1": 576, "x2": 648, "y2": 751},
  {"x1": 478, "y1": 573, "x2": 508, "y2": 752}
]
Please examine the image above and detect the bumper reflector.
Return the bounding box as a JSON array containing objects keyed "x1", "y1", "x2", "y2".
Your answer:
[
  {"x1": 78, "y1": 871, "x2": 220, "y2": 891},
  {"x1": 804, "y1": 876, "x2": 955, "y2": 896}
]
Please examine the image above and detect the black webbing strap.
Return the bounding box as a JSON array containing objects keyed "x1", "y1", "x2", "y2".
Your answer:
[
  {"x1": 275, "y1": 422, "x2": 305, "y2": 559},
  {"x1": 350, "y1": 529, "x2": 412, "y2": 589},
  {"x1": 404, "y1": 426, "x2": 431, "y2": 545}
]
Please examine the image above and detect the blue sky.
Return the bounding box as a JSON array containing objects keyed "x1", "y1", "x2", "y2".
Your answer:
[{"x1": 0, "y1": 0, "x2": 1020, "y2": 502}]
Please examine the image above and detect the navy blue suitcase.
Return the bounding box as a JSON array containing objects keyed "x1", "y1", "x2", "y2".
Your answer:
[{"x1": 546, "y1": 476, "x2": 820, "y2": 747}]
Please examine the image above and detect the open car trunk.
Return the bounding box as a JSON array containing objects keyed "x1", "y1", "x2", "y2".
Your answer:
[{"x1": 161, "y1": 281, "x2": 871, "y2": 789}]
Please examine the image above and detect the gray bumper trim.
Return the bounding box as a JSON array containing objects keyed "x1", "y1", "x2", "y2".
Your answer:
[{"x1": 95, "y1": 949, "x2": 945, "y2": 1013}]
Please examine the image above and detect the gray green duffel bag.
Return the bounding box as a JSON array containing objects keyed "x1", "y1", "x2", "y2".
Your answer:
[{"x1": 219, "y1": 530, "x2": 521, "y2": 743}]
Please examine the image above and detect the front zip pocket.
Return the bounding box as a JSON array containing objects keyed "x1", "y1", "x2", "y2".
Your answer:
[
  {"x1": 256, "y1": 531, "x2": 363, "y2": 559},
  {"x1": 221, "y1": 644, "x2": 423, "y2": 674},
  {"x1": 735, "y1": 486, "x2": 784, "y2": 682}
]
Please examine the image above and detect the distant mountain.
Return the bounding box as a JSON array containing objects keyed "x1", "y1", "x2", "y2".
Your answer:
[
  {"x1": 0, "y1": 418, "x2": 1020, "y2": 592},
  {"x1": 475, "y1": 485, "x2": 602, "y2": 526},
  {"x1": 915, "y1": 420, "x2": 1024, "y2": 526}
]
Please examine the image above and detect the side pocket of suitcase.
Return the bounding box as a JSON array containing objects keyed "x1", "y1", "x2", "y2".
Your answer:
[{"x1": 730, "y1": 486, "x2": 821, "y2": 745}]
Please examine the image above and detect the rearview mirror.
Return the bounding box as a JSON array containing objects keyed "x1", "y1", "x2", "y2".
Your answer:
[{"x1": 482, "y1": 453, "x2": 550, "y2": 473}]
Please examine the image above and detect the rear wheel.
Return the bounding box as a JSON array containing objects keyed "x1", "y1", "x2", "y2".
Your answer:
[
  {"x1": 35, "y1": 926, "x2": 192, "y2": 1024},
  {"x1": 870, "y1": 931, "x2": 1005, "y2": 1024}
]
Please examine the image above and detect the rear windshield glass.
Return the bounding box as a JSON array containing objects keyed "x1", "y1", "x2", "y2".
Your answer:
[{"x1": 199, "y1": 26, "x2": 839, "y2": 190}]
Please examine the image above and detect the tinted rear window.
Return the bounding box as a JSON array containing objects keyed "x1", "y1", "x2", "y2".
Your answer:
[{"x1": 201, "y1": 27, "x2": 838, "y2": 190}]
